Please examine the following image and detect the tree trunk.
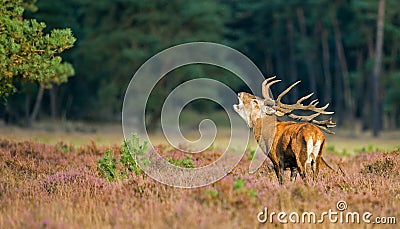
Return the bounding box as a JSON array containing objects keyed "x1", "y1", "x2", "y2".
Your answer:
[
  {"x1": 386, "y1": 38, "x2": 398, "y2": 129},
  {"x1": 321, "y1": 25, "x2": 332, "y2": 105},
  {"x1": 389, "y1": 39, "x2": 398, "y2": 72},
  {"x1": 273, "y1": 22, "x2": 285, "y2": 82},
  {"x1": 264, "y1": 50, "x2": 274, "y2": 76},
  {"x1": 334, "y1": 53, "x2": 343, "y2": 124},
  {"x1": 358, "y1": 53, "x2": 370, "y2": 131},
  {"x1": 372, "y1": 0, "x2": 386, "y2": 137},
  {"x1": 50, "y1": 84, "x2": 58, "y2": 119},
  {"x1": 362, "y1": 35, "x2": 375, "y2": 131},
  {"x1": 62, "y1": 95, "x2": 73, "y2": 123},
  {"x1": 146, "y1": 58, "x2": 171, "y2": 133},
  {"x1": 287, "y1": 19, "x2": 298, "y2": 102},
  {"x1": 25, "y1": 93, "x2": 31, "y2": 125},
  {"x1": 296, "y1": 7, "x2": 317, "y2": 96},
  {"x1": 29, "y1": 83, "x2": 45, "y2": 125},
  {"x1": 332, "y1": 16, "x2": 354, "y2": 128}
]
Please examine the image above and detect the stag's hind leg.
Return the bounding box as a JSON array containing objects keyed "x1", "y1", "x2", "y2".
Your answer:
[
  {"x1": 295, "y1": 153, "x2": 307, "y2": 182},
  {"x1": 313, "y1": 156, "x2": 322, "y2": 180},
  {"x1": 313, "y1": 139, "x2": 325, "y2": 180},
  {"x1": 277, "y1": 159, "x2": 286, "y2": 185},
  {"x1": 311, "y1": 159, "x2": 317, "y2": 180}
]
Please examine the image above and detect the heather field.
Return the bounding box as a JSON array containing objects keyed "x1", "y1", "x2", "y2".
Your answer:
[{"x1": 0, "y1": 130, "x2": 399, "y2": 229}]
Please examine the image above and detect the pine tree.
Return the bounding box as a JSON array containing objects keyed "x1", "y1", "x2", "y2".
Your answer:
[{"x1": 0, "y1": 0, "x2": 76, "y2": 103}]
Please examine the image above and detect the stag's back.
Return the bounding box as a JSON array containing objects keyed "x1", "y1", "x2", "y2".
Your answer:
[{"x1": 273, "y1": 122, "x2": 325, "y2": 168}]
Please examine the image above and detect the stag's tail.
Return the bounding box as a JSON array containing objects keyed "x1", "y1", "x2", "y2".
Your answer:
[
  {"x1": 321, "y1": 157, "x2": 346, "y2": 176},
  {"x1": 321, "y1": 157, "x2": 335, "y2": 171}
]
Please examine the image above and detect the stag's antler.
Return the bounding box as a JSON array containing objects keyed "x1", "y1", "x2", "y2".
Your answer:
[{"x1": 261, "y1": 76, "x2": 336, "y2": 134}]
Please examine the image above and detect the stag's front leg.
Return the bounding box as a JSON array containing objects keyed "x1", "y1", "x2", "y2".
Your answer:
[
  {"x1": 278, "y1": 160, "x2": 286, "y2": 185},
  {"x1": 279, "y1": 166, "x2": 285, "y2": 185},
  {"x1": 271, "y1": 164, "x2": 282, "y2": 184},
  {"x1": 290, "y1": 167, "x2": 298, "y2": 182}
]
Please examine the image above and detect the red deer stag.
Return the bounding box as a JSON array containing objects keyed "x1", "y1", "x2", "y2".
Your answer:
[{"x1": 233, "y1": 77, "x2": 336, "y2": 184}]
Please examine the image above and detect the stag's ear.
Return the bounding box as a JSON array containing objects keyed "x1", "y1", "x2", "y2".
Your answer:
[
  {"x1": 264, "y1": 98, "x2": 275, "y2": 107},
  {"x1": 262, "y1": 106, "x2": 276, "y2": 115}
]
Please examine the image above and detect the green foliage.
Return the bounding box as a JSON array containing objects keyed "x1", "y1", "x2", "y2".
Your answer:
[
  {"x1": 246, "y1": 147, "x2": 256, "y2": 161},
  {"x1": 2, "y1": 0, "x2": 400, "y2": 130},
  {"x1": 385, "y1": 72, "x2": 400, "y2": 114},
  {"x1": 326, "y1": 144, "x2": 351, "y2": 157},
  {"x1": 120, "y1": 133, "x2": 149, "y2": 175},
  {"x1": 204, "y1": 188, "x2": 219, "y2": 198},
  {"x1": 56, "y1": 142, "x2": 70, "y2": 153},
  {"x1": 233, "y1": 178, "x2": 257, "y2": 198},
  {"x1": 0, "y1": 0, "x2": 76, "y2": 102},
  {"x1": 341, "y1": 149, "x2": 351, "y2": 157},
  {"x1": 28, "y1": 0, "x2": 231, "y2": 121},
  {"x1": 355, "y1": 144, "x2": 384, "y2": 154},
  {"x1": 126, "y1": 133, "x2": 150, "y2": 167},
  {"x1": 325, "y1": 144, "x2": 337, "y2": 154},
  {"x1": 98, "y1": 133, "x2": 149, "y2": 182},
  {"x1": 120, "y1": 141, "x2": 140, "y2": 175},
  {"x1": 233, "y1": 178, "x2": 246, "y2": 190},
  {"x1": 97, "y1": 149, "x2": 118, "y2": 182},
  {"x1": 166, "y1": 155, "x2": 195, "y2": 168},
  {"x1": 246, "y1": 188, "x2": 258, "y2": 198}
]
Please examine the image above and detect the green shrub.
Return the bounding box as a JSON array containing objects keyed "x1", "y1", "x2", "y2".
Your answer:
[
  {"x1": 233, "y1": 178, "x2": 257, "y2": 198},
  {"x1": 205, "y1": 188, "x2": 219, "y2": 198},
  {"x1": 98, "y1": 133, "x2": 149, "y2": 182},
  {"x1": 355, "y1": 144, "x2": 373, "y2": 153},
  {"x1": 98, "y1": 149, "x2": 118, "y2": 182},
  {"x1": 246, "y1": 147, "x2": 256, "y2": 161},
  {"x1": 233, "y1": 178, "x2": 246, "y2": 190},
  {"x1": 355, "y1": 144, "x2": 383, "y2": 154},
  {"x1": 326, "y1": 145, "x2": 351, "y2": 156},
  {"x1": 56, "y1": 142, "x2": 70, "y2": 153},
  {"x1": 120, "y1": 134, "x2": 149, "y2": 175},
  {"x1": 325, "y1": 144, "x2": 336, "y2": 153},
  {"x1": 166, "y1": 155, "x2": 195, "y2": 168},
  {"x1": 246, "y1": 188, "x2": 258, "y2": 198},
  {"x1": 340, "y1": 148, "x2": 351, "y2": 157}
]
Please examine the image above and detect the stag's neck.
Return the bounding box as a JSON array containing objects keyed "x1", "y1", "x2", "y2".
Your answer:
[{"x1": 251, "y1": 116, "x2": 276, "y2": 151}]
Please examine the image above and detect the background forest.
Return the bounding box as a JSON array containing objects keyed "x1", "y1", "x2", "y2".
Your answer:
[{"x1": 1, "y1": 0, "x2": 400, "y2": 137}]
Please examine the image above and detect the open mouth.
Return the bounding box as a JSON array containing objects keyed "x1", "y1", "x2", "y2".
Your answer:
[
  {"x1": 233, "y1": 95, "x2": 244, "y2": 112},
  {"x1": 233, "y1": 104, "x2": 240, "y2": 112}
]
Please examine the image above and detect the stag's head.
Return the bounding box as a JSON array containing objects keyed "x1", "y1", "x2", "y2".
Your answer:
[
  {"x1": 233, "y1": 92, "x2": 256, "y2": 127},
  {"x1": 233, "y1": 92, "x2": 275, "y2": 128}
]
